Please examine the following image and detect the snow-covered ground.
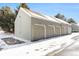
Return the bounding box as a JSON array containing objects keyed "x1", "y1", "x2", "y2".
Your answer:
[
  {"x1": 0, "y1": 31, "x2": 31, "y2": 50},
  {"x1": 0, "y1": 32, "x2": 79, "y2": 56},
  {"x1": 55, "y1": 37, "x2": 79, "y2": 56}
]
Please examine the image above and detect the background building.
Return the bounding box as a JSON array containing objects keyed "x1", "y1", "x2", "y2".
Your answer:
[{"x1": 71, "y1": 23, "x2": 79, "y2": 32}]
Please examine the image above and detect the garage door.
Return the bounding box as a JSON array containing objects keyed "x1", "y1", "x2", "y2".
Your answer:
[
  {"x1": 61, "y1": 26, "x2": 64, "y2": 35},
  {"x1": 63, "y1": 26, "x2": 67, "y2": 34},
  {"x1": 55, "y1": 26, "x2": 60, "y2": 36},
  {"x1": 32, "y1": 24, "x2": 46, "y2": 41},
  {"x1": 46, "y1": 25, "x2": 55, "y2": 38}
]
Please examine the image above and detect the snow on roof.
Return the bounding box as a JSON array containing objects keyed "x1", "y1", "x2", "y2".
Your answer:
[
  {"x1": 20, "y1": 8, "x2": 70, "y2": 25},
  {"x1": 43, "y1": 15, "x2": 61, "y2": 24},
  {"x1": 20, "y1": 8, "x2": 60, "y2": 23},
  {"x1": 20, "y1": 8, "x2": 47, "y2": 20},
  {"x1": 51, "y1": 16, "x2": 70, "y2": 25}
]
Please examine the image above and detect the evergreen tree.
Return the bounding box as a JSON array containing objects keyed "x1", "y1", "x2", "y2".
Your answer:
[
  {"x1": 67, "y1": 18, "x2": 76, "y2": 24},
  {"x1": 55, "y1": 13, "x2": 66, "y2": 21}
]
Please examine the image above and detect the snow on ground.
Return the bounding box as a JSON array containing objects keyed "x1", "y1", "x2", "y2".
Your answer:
[
  {"x1": 0, "y1": 33, "x2": 79, "y2": 56},
  {"x1": 0, "y1": 32, "x2": 31, "y2": 50},
  {"x1": 55, "y1": 37, "x2": 79, "y2": 56}
]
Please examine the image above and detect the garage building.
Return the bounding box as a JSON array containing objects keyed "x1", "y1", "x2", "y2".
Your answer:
[
  {"x1": 51, "y1": 16, "x2": 72, "y2": 35},
  {"x1": 15, "y1": 7, "x2": 72, "y2": 41}
]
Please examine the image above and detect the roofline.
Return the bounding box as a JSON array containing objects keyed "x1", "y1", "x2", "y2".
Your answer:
[
  {"x1": 20, "y1": 7, "x2": 71, "y2": 26},
  {"x1": 20, "y1": 7, "x2": 31, "y2": 17},
  {"x1": 43, "y1": 15, "x2": 61, "y2": 24},
  {"x1": 51, "y1": 16, "x2": 71, "y2": 25}
]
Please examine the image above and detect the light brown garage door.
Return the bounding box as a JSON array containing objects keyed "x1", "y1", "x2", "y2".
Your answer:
[
  {"x1": 55, "y1": 26, "x2": 60, "y2": 36},
  {"x1": 61, "y1": 26, "x2": 64, "y2": 35},
  {"x1": 63, "y1": 26, "x2": 67, "y2": 35},
  {"x1": 32, "y1": 24, "x2": 45, "y2": 41},
  {"x1": 46, "y1": 25, "x2": 54, "y2": 38}
]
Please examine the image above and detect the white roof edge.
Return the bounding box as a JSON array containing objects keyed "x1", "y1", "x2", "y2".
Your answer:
[
  {"x1": 43, "y1": 15, "x2": 61, "y2": 24},
  {"x1": 20, "y1": 7, "x2": 31, "y2": 17},
  {"x1": 19, "y1": 7, "x2": 70, "y2": 26},
  {"x1": 20, "y1": 7, "x2": 47, "y2": 20},
  {"x1": 51, "y1": 16, "x2": 70, "y2": 25},
  {"x1": 31, "y1": 15, "x2": 47, "y2": 20}
]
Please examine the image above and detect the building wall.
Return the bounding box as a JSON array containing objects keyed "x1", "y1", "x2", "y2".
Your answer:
[
  {"x1": 51, "y1": 17, "x2": 65, "y2": 35},
  {"x1": 64, "y1": 25, "x2": 68, "y2": 35},
  {"x1": 52, "y1": 17, "x2": 72, "y2": 35},
  {"x1": 31, "y1": 17, "x2": 46, "y2": 41},
  {"x1": 60, "y1": 24, "x2": 64, "y2": 35},
  {"x1": 46, "y1": 25, "x2": 55, "y2": 38},
  {"x1": 15, "y1": 8, "x2": 32, "y2": 41},
  {"x1": 31, "y1": 17, "x2": 61, "y2": 41}
]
